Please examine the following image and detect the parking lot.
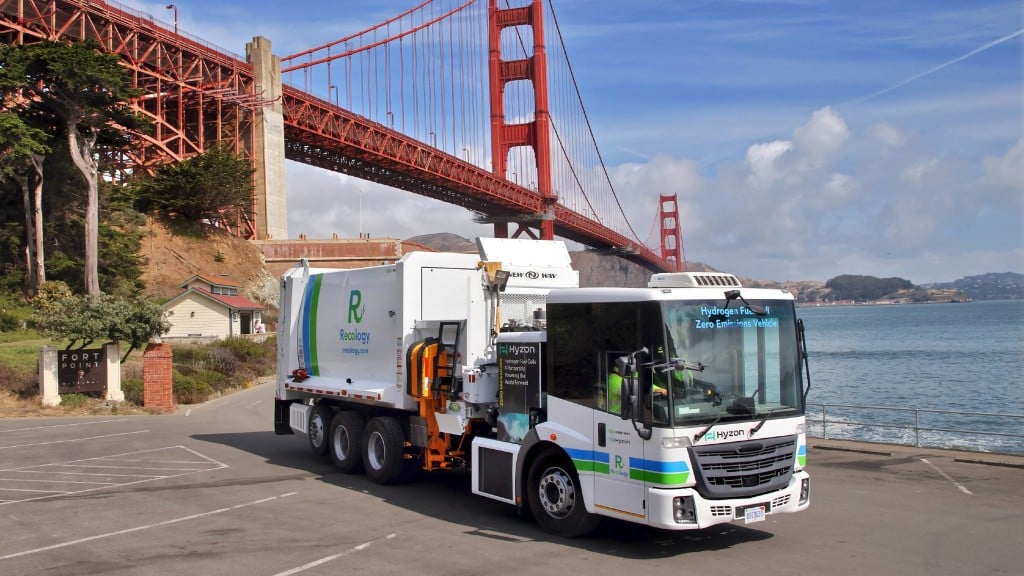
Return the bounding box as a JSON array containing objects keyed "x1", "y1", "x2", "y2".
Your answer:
[{"x1": 2, "y1": 382, "x2": 1022, "y2": 575}]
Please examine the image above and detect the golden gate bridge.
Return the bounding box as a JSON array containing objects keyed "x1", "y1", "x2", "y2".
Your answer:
[{"x1": 0, "y1": 0, "x2": 684, "y2": 272}]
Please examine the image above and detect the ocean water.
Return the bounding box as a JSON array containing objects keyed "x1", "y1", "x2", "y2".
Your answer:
[{"x1": 798, "y1": 300, "x2": 1024, "y2": 454}]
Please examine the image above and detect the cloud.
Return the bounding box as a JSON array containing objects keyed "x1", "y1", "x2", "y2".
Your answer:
[
  {"x1": 868, "y1": 123, "x2": 906, "y2": 148},
  {"x1": 983, "y1": 138, "x2": 1024, "y2": 191},
  {"x1": 598, "y1": 105, "x2": 1022, "y2": 283},
  {"x1": 791, "y1": 107, "x2": 850, "y2": 168}
]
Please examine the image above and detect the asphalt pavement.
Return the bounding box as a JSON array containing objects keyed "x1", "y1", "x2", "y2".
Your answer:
[{"x1": 1, "y1": 382, "x2": 1022, "y2": 576}]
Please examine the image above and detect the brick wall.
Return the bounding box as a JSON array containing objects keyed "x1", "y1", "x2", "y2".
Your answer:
[{"x1": 143, "y1": 343, "x2": 174, "y2": 413}]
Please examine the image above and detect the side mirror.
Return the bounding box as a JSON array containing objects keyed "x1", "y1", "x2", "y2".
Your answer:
[{"x1": 620, "y1": 377, "x2": 637, "y2": 420}]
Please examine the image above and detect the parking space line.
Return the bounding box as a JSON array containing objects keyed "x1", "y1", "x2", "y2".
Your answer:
[
  {"x1": 271, "y1": 532, "x2": 398, "y2": 576},
  {"x1": 0, "y1": 420, "x2": 129, "y2": 434},
  {"x1": 0, "y1": 492, "x2": 298, "y2": 560},
  {"x1": 920, "y1": 458, "x2": 974, "y2": 495},
  {"x1": 0, "y1": 487, "x2": 70, "y2": 494},
  {"x1": 0, "y1": 477, "x2": 116, "y2": 485},
  {"x1": 0, "y1": 445, "x2": 230, "y2": 505},
  {"x1": 50, "y1": 464, "x2": 210, "y2": 472},
  {"x1": 0, "y1": 430, "x2": 149, "y2": 450}
]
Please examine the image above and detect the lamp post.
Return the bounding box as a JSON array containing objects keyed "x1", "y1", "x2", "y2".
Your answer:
[
  {"x1": 165, "y1": 4, "x2": 177, "y2": 36},
  {"x1": 357, "y1": 187, "x2": 364, "y2": 238}
]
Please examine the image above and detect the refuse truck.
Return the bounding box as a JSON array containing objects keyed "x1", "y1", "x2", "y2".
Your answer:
[{"x1": 274, "y1": 237, "x2": 810, "y2": 536}]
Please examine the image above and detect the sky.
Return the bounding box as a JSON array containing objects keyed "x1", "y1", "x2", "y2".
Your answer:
[{"x1": 126, "y1": 0, "x2": 1022, "y2": 283}]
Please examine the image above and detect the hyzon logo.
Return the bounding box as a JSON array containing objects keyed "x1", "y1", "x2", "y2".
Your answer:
[{"x1": 348, "y1": 290, "x2": 365, "y2": 323}]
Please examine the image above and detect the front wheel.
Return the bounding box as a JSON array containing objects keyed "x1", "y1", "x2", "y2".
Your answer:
[{"x1": 527, "y1": 451, "x2": 599, "y2": 537}]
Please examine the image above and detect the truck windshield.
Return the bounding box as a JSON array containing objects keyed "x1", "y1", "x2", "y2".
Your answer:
[{"x1": 650, "y1": 299, "x2": 803, "y2": 427}]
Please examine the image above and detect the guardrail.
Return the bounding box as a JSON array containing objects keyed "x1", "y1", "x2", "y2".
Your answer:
[{"x1": 806, "y1": 403, "x2": 1024, "y2": 456}]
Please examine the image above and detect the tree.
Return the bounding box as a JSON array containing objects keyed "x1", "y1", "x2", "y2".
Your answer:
[
  {"x1": 137, "y1": 144, "x2": 255, "y2": 225},
  {"x1": 32, "y1": 281, "x2": 169, "y2": 361},
  {"x1": 5, "y1": 40, "x2": 144, "y2": 296},
  {"x1": 0, "y1": 113, "x2": 51, "y2": 295}
]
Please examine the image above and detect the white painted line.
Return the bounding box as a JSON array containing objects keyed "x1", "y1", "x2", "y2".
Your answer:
[
  {"x1": 271, "y1": 533, "x2": 398, "y2": 576},
  {"x1": 0, "y1": 420, "x2": 129, "y2": 433},
  {"x1": 0, "y1": 430, "x2": 149, "y2": 450},
  {"x1": 48, "y1": 464, "x2": 208, "y2": 472},
  {"x1": 0, "y1": 446, "x2": 230, "y2": 506},
  {"x1": 0, "y1": 492, "x2": 298, "y2": 560},
  {"x1": 920, "y1": 458, "x2": 974, "y2": 495},
  {"x1": 0, "y1": 477, "x2": 114, "y2": 485},
  {"x1": 0, "y1": 487, "x2": 70, "y2": 494}
]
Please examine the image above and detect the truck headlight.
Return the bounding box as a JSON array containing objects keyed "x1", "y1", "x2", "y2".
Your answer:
[
  {"x1": 673, "y1": 496, "x2": 696, "y2": 524},
  {"x1": 800, "y1": 478, "x2": 810, "y2": 504}
]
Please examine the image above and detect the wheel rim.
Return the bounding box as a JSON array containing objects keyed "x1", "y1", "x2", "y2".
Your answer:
[
  {"x1": 332, "y1": 425, "x2": 350, "y2": 460},
  {"x1": 367, "y1": 431, "x2": 386, "y2": 471},
  {"x1": 537, "y1": 466, "x2": 575, "y2": 519},
  {"x1": 310, "y1": 413, "x2": 325, "y2": 448}
]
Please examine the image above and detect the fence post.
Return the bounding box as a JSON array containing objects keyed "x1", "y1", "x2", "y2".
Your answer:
[
  {"x1": 915, "y1": 410, "x2": 920, "y2": 447},
  {"x1": 821, "y1": 404, "x2": 827, "y2": 439}
]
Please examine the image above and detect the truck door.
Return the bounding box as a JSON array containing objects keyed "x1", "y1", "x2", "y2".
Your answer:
[{"x1": 592, "y1": 356, "x2": 647, "y2": 521}]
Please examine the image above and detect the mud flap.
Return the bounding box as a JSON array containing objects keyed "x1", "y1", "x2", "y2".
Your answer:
[{"x1": 274, "y1": 398, "x2": 294, "y2": 435}]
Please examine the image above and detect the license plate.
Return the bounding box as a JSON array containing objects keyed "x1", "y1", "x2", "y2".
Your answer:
[{"x1": 743, "y1": 505, "x2": 766, "y2": 524}]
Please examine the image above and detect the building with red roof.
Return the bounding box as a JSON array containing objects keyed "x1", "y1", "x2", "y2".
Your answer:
[{"x1": 161, "y1": 275, "x2": 267, "y2": 339}]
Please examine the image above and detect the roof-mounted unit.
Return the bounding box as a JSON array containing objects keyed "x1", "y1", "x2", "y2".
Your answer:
[{"x1": 648, "y1": 272, "x2": 743, "y2": 289}]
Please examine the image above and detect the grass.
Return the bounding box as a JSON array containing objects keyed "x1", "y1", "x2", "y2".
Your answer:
[{"x1": 0, "y1": 334, "x2": 52, "y2": 372}]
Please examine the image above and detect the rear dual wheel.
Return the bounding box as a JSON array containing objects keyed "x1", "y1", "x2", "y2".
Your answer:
[
  {"x1": 330, "y1": 411, "x2": 365, "y2": 473},
  {"x1": 363, "y1": 416, "x2": 406, "y2": 485}
]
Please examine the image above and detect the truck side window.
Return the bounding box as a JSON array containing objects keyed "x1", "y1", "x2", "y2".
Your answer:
[{"x1": 548, "y1": 301, "x2": 648, "y2": 413}]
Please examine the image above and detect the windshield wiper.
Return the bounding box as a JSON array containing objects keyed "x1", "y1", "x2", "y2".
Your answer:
[
  {"x1": 749, "y1": 418, "x2": 767, "y2": 437},
  {"x1": 724, "y1": 289, "x2": 767, "y2": 316},
  {"x1": 693, "y1": 414, "x2": 725, "y2": 443}
]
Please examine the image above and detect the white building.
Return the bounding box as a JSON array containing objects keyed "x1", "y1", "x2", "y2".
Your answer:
[{"x1": 162, "y1": 275, "x2": 266, "y2": 339}]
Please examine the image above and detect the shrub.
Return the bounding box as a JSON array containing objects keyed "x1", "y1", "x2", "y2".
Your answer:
[
  {"x1": 61, "y1": 393, "x2": 89, "y2": 409},
  {"x1": 121, "y1": 377, "x2": 143, "y2": 405},
  {"x1": 172, "y1": 370, "x2": 212, "y2": 404},
  {"x1": 171, "y1": 344, "x2": 212, "y2": 370},
  {"x1": 0, "y1": 363, "x2": 36, "y2": 398},
  {"x1": 219, "y1": 336, "x2": 263, "y2": 359}
]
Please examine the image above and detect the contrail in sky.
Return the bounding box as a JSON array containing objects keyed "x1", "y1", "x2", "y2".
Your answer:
[{"x1": 840, "y1": 27, "x2": 1024, "y2": 107}]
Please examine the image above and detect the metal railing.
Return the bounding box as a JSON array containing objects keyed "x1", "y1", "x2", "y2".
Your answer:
[{"x1": 806, "y1": 403, "x2": 1024, "y2": 456}]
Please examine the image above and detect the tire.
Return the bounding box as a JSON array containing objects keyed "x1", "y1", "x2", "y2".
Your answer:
[
  {"x1": 329, "y1": 411, "x2": 365, "y2": 474},
  {"x1": 362, "y1": 416, "x2": 406, "y2": 485},
  {"x1": 527, "y1": 451, "x2": 599, "y2": 537},
  {"x1": 308, "y1": 404, "x2": 332, "y2": 458}
]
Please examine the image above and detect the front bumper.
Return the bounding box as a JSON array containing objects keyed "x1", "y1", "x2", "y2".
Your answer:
[{"x1": 646, "y1": 470, "x2": 810, "y2": 530}]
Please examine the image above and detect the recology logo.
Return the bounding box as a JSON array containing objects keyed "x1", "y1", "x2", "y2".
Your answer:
[{"x1": 348, "y1": 290, "x2": 365, "y2": 323}]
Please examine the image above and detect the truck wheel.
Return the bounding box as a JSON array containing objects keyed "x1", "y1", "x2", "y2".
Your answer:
[
  {"x1": 329, "y1": 411, "x2": 365, "y2": 474},
  {"x1": 527, "y1": 451, "x2": 599, "y2": 537},
  {"x1": 363, "y1": 416, "x2": 405, "y2": 484},
  {"x1": 308, "y1": 404, "x2": 332, "y2": 458}
]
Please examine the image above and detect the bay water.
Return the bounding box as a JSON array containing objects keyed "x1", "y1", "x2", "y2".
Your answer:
[{"x1": 798, "y1": 299, "x2": 1024, "y2": 454}]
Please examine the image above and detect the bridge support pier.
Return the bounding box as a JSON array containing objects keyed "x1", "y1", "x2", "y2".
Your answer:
[{"x1": 247, "y1": 36, "x2": 288, "y2": 240}]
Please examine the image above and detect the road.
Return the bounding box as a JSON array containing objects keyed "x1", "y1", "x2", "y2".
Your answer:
[{"x1": 1, "y1": 382, "x2": 1022, "y2": 575}]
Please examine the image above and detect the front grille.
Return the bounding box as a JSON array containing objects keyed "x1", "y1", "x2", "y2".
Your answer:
[{"x1": 690, "y1": 435, "x2": 796, "y2": 499}]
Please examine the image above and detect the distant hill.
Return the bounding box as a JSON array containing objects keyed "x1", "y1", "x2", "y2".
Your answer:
[
  {"x1": 405, "y1": 234, "x2": 1020, "y2": 303},
  {"x1": 925, "y1": 272, "x2": 1023, "y2": 301},
  {"x1": 407, "y1": 234, "x2": 711, "y2": 288}
]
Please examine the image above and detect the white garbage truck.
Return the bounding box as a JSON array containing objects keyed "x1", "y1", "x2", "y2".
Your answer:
[{"x1": 274, "y1": 238, "x2": 810, "y2": 536}]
